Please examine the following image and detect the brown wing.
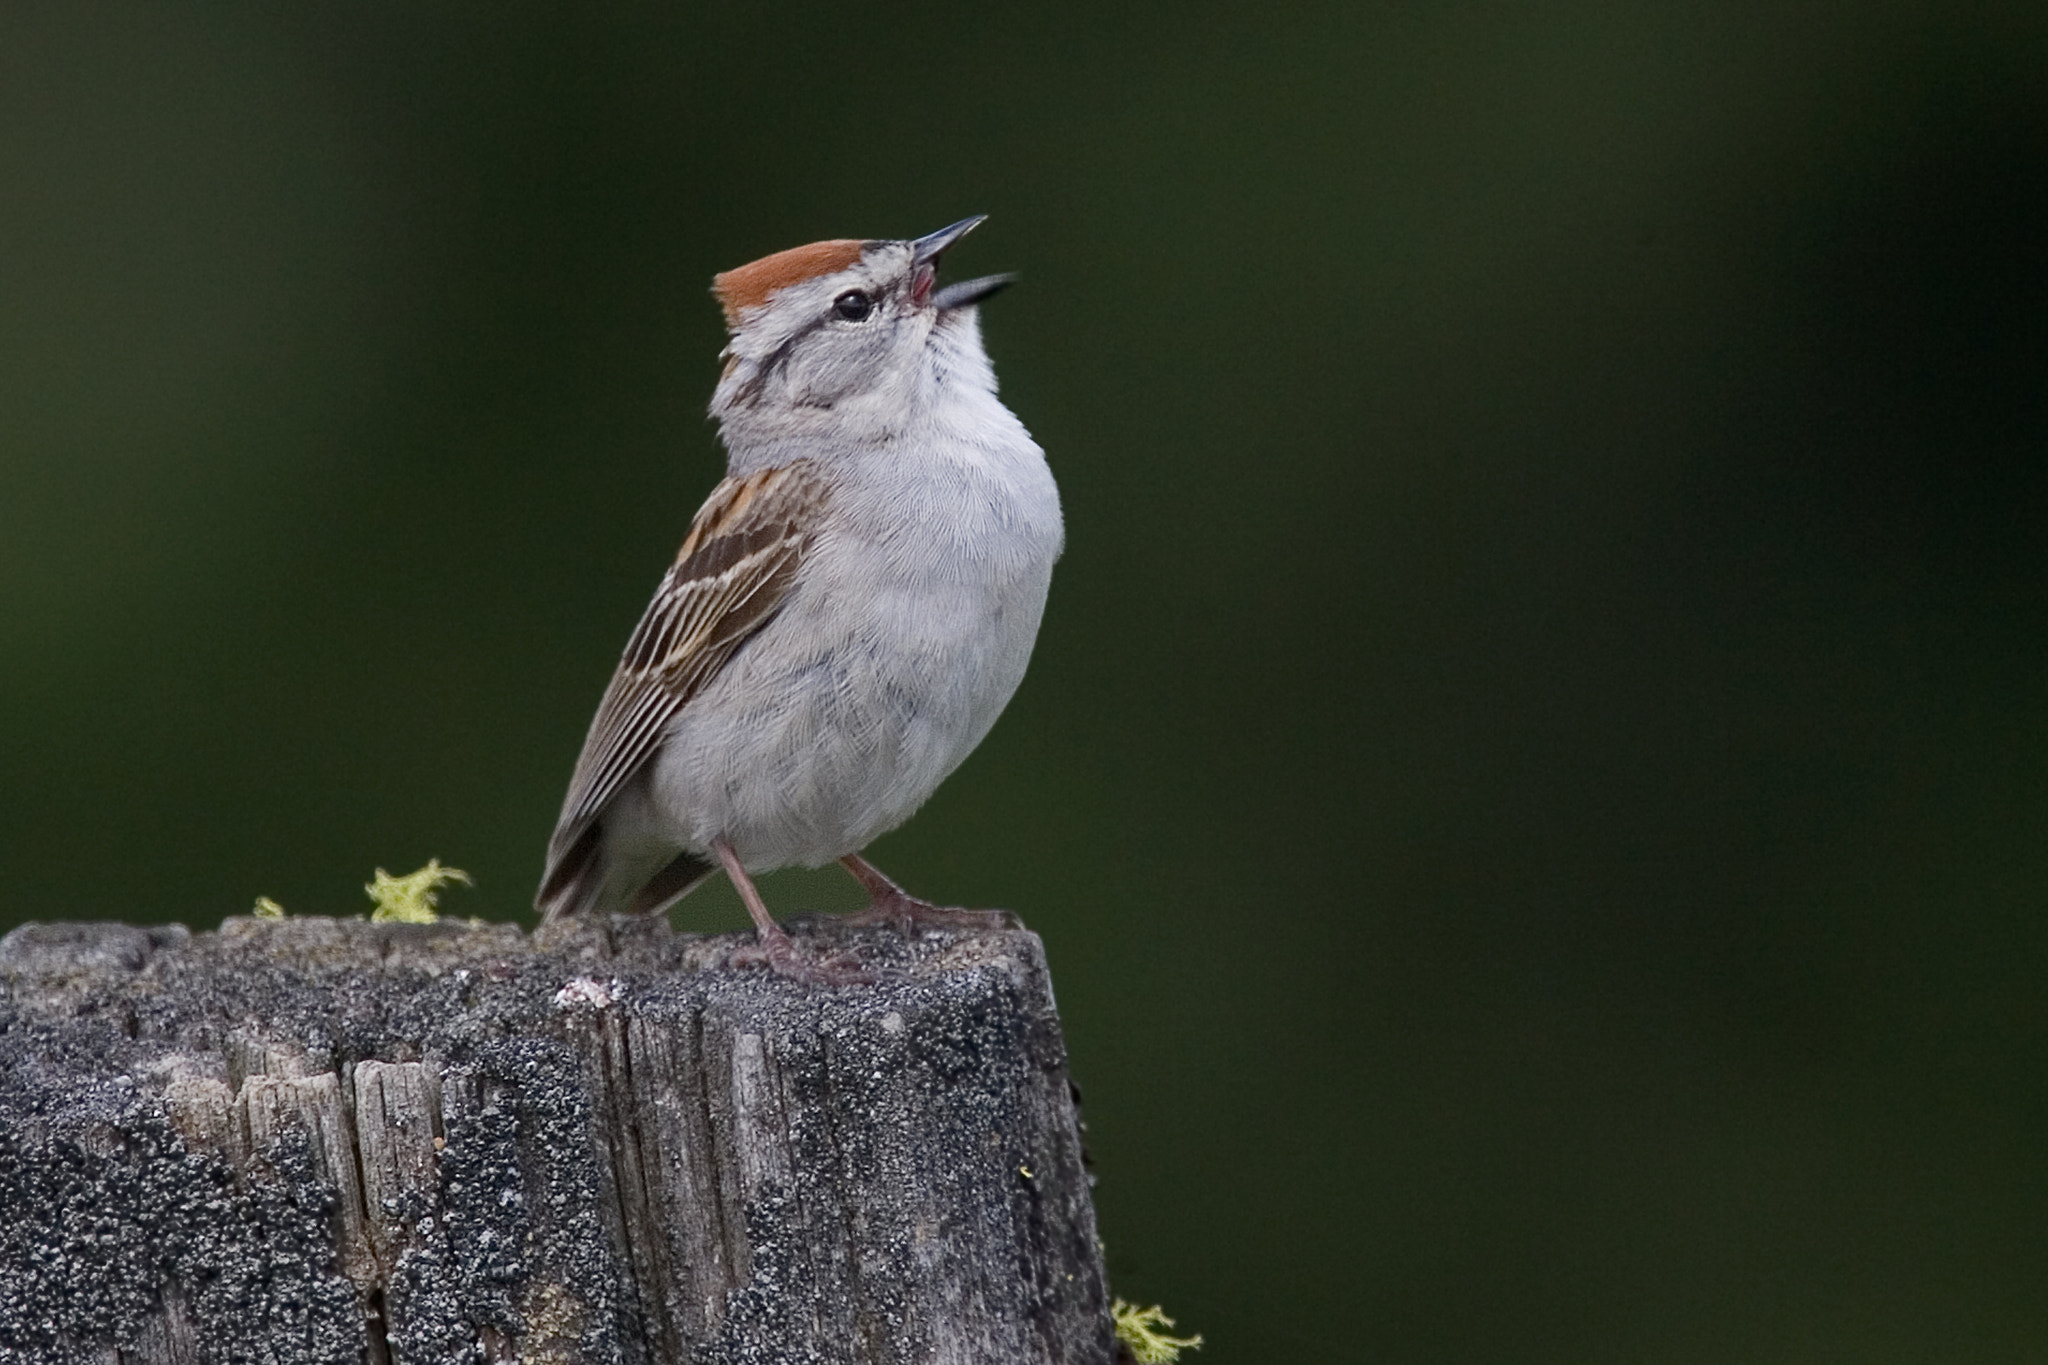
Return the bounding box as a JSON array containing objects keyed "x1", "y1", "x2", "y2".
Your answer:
[{"x1": 539, "y1": 461, "x2": 829, "y2": 897}]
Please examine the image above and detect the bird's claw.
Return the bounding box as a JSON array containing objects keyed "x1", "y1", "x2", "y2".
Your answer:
[{"x1": 727, "y1": 930, "x2": 878, "y2": 986}]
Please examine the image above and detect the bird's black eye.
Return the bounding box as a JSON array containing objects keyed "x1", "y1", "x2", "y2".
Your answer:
[{"x1": 833, "y1": 290, "x2": 873, "y2": 321}]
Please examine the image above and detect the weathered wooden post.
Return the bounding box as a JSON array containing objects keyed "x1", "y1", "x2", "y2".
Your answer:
[{"x1": 0, "y1": 914, "x2": 1113, "y2": 1364}]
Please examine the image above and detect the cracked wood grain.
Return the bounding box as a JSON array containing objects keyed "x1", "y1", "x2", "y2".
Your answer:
[{"x1": 0, "y1": 915, "x2": 1114, "y2": 1365}]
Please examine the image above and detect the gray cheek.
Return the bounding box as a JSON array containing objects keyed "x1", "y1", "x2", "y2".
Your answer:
[{"x1": 781, "y1": 328, "x2": 899, "y2": 408}]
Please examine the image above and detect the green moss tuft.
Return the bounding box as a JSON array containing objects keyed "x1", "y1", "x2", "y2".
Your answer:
[
  {"x1": 365, "y1": 859, "x2": 472, "y2": 923},
  {"x1": 1113, "y1": 1300, "x2": 1203, "y2": 1363}
]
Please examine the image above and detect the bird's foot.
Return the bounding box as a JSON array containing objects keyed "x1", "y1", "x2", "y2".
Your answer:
[
  {"x1": 726, "y1": 921, "x2": 877, "y2": 987},
  {"x1": 836, "y1": 851, "x2": 1019, "y2": 934},
  {"x1": 841, "y1": 891, "x2": 1017, "y2": 936},
  {"x1": 712, "y1": 837, "x2": 875, "y2": 985}
]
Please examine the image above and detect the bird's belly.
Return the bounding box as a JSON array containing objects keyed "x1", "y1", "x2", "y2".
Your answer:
[{"x1": 646, "y1": 568, "x2": 1048, "y2": 869}]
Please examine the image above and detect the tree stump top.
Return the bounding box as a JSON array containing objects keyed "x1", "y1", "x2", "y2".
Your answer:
[{"x1": 0, "y1": 914, "x2": 1110, "y2": 1365}]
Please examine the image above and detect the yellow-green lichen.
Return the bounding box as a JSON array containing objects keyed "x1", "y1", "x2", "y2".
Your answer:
[
  {"x1": 366, "y1": 859, "x2": 472, "y2": 924},
  {"x1": 252, "y1": 896, "x2": 287, "y2": 919},
  {"x1": 1113, "y1": 1300, "x2": 1202, "y2": 1363}
]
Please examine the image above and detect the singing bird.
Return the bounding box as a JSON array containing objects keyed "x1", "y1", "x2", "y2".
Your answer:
[{"x1": 536, "y1": 217, "x2": 1062, "y2": 982}]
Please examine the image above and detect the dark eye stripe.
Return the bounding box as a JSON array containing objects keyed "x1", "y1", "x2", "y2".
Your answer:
[{"x1": 730, "y1": 288, "x2": 877, "y2": 407}]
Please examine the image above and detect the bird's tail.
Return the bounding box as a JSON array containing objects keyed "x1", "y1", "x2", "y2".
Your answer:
[
  {"x1": 535, "y1": 821, "x2": 608, "y2": 922},
  {"x1": 536, "y1": 819, "x2": 716, "y2": 922}
]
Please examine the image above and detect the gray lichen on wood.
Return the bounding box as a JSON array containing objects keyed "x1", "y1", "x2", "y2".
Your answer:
[{"x1": 0, "y1": 914, "x2": 1111, "y2": 1364}]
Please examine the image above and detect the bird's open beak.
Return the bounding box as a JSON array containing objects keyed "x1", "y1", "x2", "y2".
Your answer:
[
  {"x1": 911, "y1": 216, "x2": 1017, "y2": 310},
  {"x1": 932, "y1": 273, "x2": 1016, "y2": 310},
  {"x1": 912, "y1": 215, "x2": 986, "y2": 267}
]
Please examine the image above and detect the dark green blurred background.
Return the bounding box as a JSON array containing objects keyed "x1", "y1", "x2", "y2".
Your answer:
[{"x1": 5, "y1": 2, "x2": 2045, "y2": 1359}]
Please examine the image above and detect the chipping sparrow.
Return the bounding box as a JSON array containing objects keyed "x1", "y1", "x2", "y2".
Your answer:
[{"x1": 536, "y1": 216, "x2": 1062, "y2": 982}]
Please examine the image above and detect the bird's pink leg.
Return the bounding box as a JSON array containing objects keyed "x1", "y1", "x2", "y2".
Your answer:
[
  {"x1": 715, "y1": 838, "x2": 872, "y2": 985},
  {"x1": 837, "y1": 853, "x2": 1016, "y2": 934}
]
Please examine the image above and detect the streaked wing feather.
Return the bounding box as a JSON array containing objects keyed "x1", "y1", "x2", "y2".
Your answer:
[{"x1": 546, "y1": 462, "x2": 829, "y2": 849}]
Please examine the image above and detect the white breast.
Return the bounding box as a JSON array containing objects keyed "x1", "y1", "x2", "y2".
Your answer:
[{"x1": 648, "y1": 391, "x2": 1062, "y2": 870}]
